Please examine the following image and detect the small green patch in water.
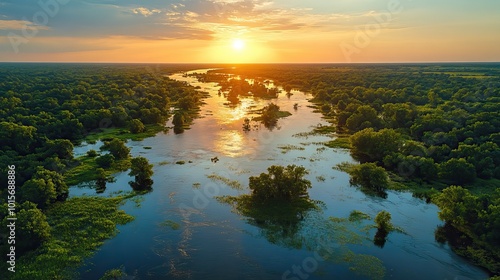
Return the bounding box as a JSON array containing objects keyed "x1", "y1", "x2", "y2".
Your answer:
[
  {"x1": 207, "y1": 174, "x2": 243, "y2": 190},
  {"x1": 348, "y1": 210, "x2": 371, "y2": 222},
  {"x1": 316, "y1": 175, "x2": 326, "y2": 182},
  {"x1": 277, "y1": 144, "x2": 305, "y2": 153},
  {"x1": 159, "y1": 220, "x2": 181, "y2": 230}
]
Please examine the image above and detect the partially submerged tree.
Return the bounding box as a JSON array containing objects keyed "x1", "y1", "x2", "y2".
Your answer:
[
  {"x1": 375, "y1": 211, "x2": 393, "y2": 232},
  {"x1": 129, "y1": 156, "x2": 154, "y2": 191},
  {"x1": 249, "y1": 165, "x2": 311, "y2": 201},
  {"x1": 374, "y1": 210, "x2": 393, "y2": 248},
  {"x1": 348, "y1": 163, "x2": 389, "y2": 194},
  {"x1": 101, "y1": 138, "x2": 130, "y2": 160},
  {"x1": 95, "y1": 168, "x2": 114, "y2": 193}
]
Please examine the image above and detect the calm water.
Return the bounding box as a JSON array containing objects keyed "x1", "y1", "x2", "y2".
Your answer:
[{"x1": 73, "y1": 69, "x2": 489, "y2": 280}]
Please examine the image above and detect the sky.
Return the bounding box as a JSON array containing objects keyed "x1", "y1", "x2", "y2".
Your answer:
[{"x1": 0, "y1": 0, "x2": 499, "y2": 63}]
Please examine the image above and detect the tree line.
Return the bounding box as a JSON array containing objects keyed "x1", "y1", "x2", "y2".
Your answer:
[
  {"x1": 0, "y1": 64, "x2": 202, "y2": 261},
  {"x1": 212, "y1": 63, "x2": 500, "y2": 275}
]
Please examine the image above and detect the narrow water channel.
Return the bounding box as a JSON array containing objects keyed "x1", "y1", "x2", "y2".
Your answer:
[{"x1": 74, "y1": 69, "x2": 489, "y2": 280}]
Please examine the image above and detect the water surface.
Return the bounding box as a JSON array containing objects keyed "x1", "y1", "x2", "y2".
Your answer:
[{"x1": 74, "y1": 69, "x2": 489, "y2": 280}]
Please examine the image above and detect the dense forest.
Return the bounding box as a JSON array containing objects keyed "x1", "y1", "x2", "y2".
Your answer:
[
  {"x1": 0, "y1": 63, "x2": 205, "y2": 279},
  {"x1": 1, "y1": 63, "x2": 499, "y2": 278},
  {"x1": 209, "y1": 63, "x2": 500, "y2": 275}
]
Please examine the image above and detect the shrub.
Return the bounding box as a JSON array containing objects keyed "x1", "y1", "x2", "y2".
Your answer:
[{"x1": 249, "y1": 165, "x2": 311, "y2": 201}]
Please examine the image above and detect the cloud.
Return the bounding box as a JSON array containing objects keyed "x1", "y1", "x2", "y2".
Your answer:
[
  {"x1": 158, "y1": 0, "x2": 400, "y2": 40},
  {"x1": 0, "y1": 19, "x2": 50, "y2": 31},
  {"x1": 0, "y1": 0, "x2": 404, "y2": 42},
  {"x1": 131, "y1": 7, "x2": 162, "y2": 17}
]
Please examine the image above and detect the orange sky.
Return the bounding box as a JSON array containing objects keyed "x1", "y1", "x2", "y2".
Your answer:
[{"x1": 1, "y1": 0, "x2": 499, "y2": 63}]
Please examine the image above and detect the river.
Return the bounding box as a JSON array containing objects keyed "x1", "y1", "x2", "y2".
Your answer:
[{"x1": 73, "y1": 68, "x2": 489, "y2": 280}]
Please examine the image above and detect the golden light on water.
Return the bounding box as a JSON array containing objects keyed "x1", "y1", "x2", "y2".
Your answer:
[{"x1": 228, "y1": 99, "x2": 251, "y2": 121}]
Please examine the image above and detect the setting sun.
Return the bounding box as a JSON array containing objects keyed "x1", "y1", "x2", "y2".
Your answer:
[{"x1": 232, "y1": 39, "x2": 245, "y2": 51}]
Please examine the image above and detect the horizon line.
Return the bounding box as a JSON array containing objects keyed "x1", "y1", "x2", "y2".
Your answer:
[{"x1": 1, "y1": 61, "x2": 500, "y2": 65}]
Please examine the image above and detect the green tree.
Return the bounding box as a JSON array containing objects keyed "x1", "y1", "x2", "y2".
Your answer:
[
  {"x1": 20, "y1": 178, "x2": 56, "y2": 209},
  {"x1": 375, "y1": 210, "x2": 392, "y2": 232},
  {"x1": 129, "y1": 156, "x2": 154, "y2": 190},
  {"x1": 32, "y1": 167, "x2": 68, "y2": 201},
  {"x1": 0, "y1": 121, "x2": 37, "y2": 155},
  {"x1": 95, "y1": 168, "x2": 113, "y2": 193},
  {"x1": 1, "y1": 202, "x2": 50, "y2": 253},
  {"x1": 96, "y1": 154, "x2": 115, "y2": 168},
  {"x1": 434, "y1": 186, "x2": 479, "y2": 236},
  {"x1": 249, "y1": 165, "x2": 311, "y2": 201},
  {"x1": 261, "y1": 103, "x2": 280, "y2": 127},
  {"x1": 101, "y1": 138, "x2": 130, "y2": 160},
  {"x1": 350, "y1": 128, "x2": 402, "y2": 162},
  {"x1": 348, "y1": 163, "x2": 389, "y2": 193},
  {"x1": 87, "y1": 149, "x2": 98, "y2": 157},
  {"x1": 346, "y1": 105, "x2": 381, "y2": 132},
  {"x1": 21, "y1": 167, "x2": 68, "y2": 208},
  {"x1": 129, "y1": 119, "x2": 145, "y2": 134},
  {"x1": 439, "y1": 158, "x2": 476, "y2": 185},
  {"x1": 44, "y1": 139, "x2": 74, "y2": 160},
  {"x1": 172, "y1": 112, "x2": 185, "y2": 128}
]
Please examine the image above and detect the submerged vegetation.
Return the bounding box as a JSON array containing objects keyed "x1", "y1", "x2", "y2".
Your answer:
[
  {"x1": 249, "y1": 165, "x2": 311, "y2": 201},
  {"x1": 253, "y1": 102, "x2": 292, "y2": 128},
  {"x1": 1, "y1": 63, "x2": 499, "y2": 278},
  {"x1": 215, "y1": 64, "x2": 500, "y2": 275},
  {"x1": 1, "y1": 195, "x2": 136, "y2": 279},
  {"x1": 0, "y1": 64, "x2": 204, "y2": 277}
]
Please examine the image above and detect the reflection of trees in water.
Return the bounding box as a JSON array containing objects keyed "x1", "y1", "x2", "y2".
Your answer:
[
  {"x1": 217, "y1": 195, "x2": 387, "y2": 279},
  {"x1": 373, "y1": 229, "x2": 388, "y2": 248},
  {"x1": 218, "y1": 195, "x2": 320, "y2": 249}
]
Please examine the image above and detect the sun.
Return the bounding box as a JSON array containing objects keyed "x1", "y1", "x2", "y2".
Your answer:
[{"x1": 232, "y1": 39, "x2": 245, "y2": 51}]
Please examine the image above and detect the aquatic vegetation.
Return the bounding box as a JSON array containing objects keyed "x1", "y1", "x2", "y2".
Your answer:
[
  {"x1": 277, "y1": 144, "x2": 305, "y2": 153},
  {"x1": 344, "y1": 251, "x2": 386, "y2": 280},
  {"x1": 217, "y1": 192, "x2": 387, "y2": 279},
  {"x1": 324, "y1": 137, "x2": 351, "y2": 149},
  {"x1": 130, "y1": 196, "x2": 145, "y2": 208},
  {"x1": 316, "y1": 175, "x2": 326, "y2": 182},
  {"x1": 348, "y1": 210, "x2": 371, "y2": 222},
  {"x1": 207, "y1": 174, "x2": 243, "y2": 190},
  {"x1": 99, "y1": 268, "x2": 127, "y2": 280},
  {"x1": 217, "y1": 194, "x2": 320, "y2": 249},
  {"x1": 312, "y1": 124, "x2": 336, "y2": 134},
  {"x1": 64, "y1": 156, "x2": 131, "y2": 186},
  {"x1": 8, "y1": 196, "x2": 135, "y2": 280},
  {"x1": 85, "y1": 125, "x2": 166, "y2": 143},
  {"x1": 316, "y1": 147, "x2": 327, "y2": 153},
  {"x1": 159, "y1": 220, "x2": 181, "y2": 230}
]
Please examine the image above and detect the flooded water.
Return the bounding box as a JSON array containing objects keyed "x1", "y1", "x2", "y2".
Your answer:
[{"x1": 74, "y1": 69, "x2": 489, "y2": 280}]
